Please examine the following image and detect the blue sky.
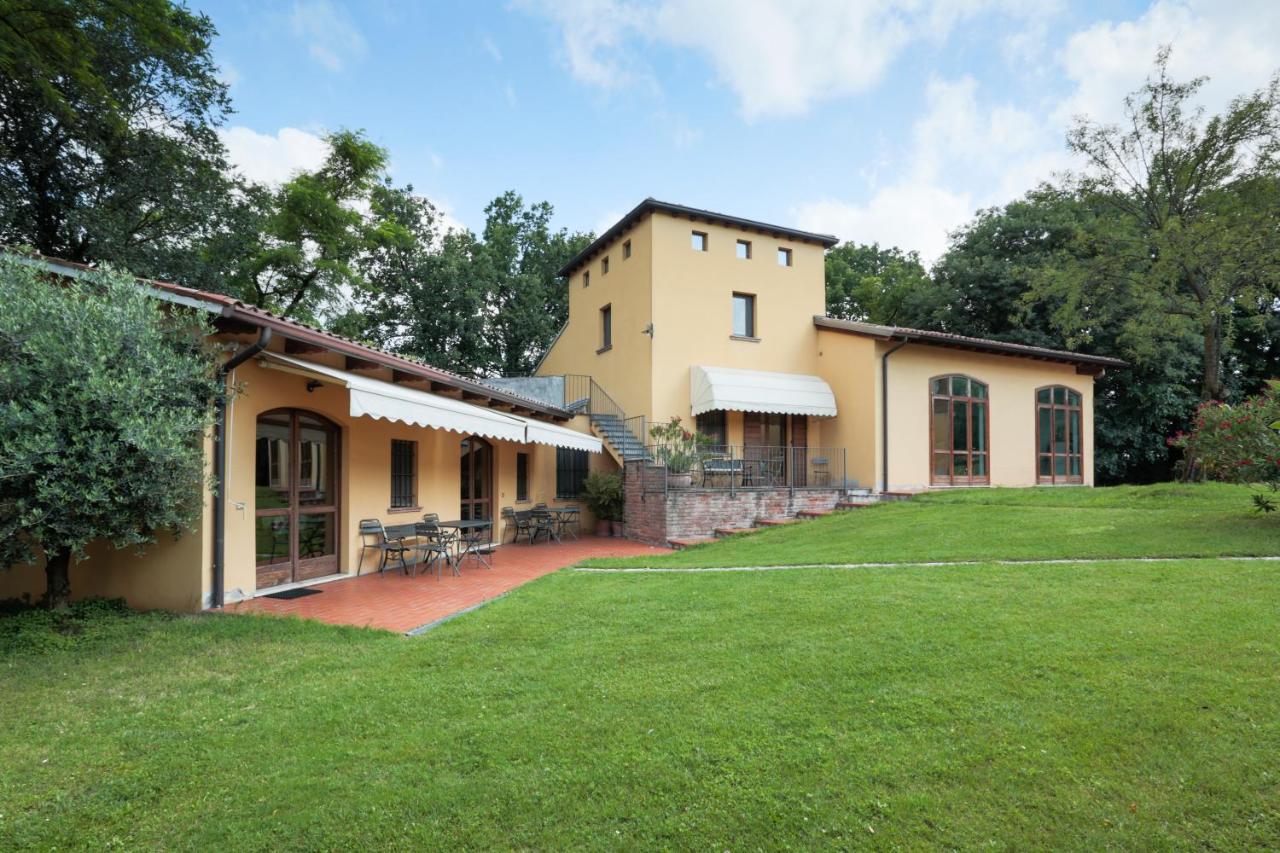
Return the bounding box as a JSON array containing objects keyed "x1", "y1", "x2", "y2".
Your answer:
[{"x1": 200, "y1": 0, "x2": 1280, "y2": 263}]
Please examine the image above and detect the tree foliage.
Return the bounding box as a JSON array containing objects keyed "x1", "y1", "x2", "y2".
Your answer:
[
  {"x1": 0, "y1": 256, "x2": 223, "y2": 608},
  {"x1": 1172, "y1": 382, "x2": 1280, "y2": 511},
  {"x1": 824, "y1": 242, "x2": 935, "y2": 325},
  {"x1": 0, "y1": 0, "x2": 241, "y2": 286},
  {"x1": 344, "y1": 190, "x2": 590, "y2": 377},
  {"x1": 1032, "y1": 48, "x2": 1280, "y2": 401},
  {"x1": 230, "y1": 130, "x2": 404, "y2": 320}
]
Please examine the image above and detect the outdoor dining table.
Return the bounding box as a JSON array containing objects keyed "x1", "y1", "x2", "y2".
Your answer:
[
  {"x1": 435, "y1": 518, "x2": 494, "y2": 570},
  {"x1": 549, "y1": 506, "x2": 580, "y2": 541}
]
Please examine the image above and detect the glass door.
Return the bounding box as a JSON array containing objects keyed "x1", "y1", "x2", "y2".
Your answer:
[
  {"x1": 460, "y1": 436, "x2": 493, "y2": 527},
  {"x1": 255, "y1": 410, "x2": 339, "y2": 588}
]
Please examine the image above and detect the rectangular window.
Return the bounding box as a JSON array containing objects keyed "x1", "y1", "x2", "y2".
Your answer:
[
  {"x1": 516, "y1": 452, "x2": 529, "y2": 502},
  {"x1": 623, "y1": 239, "x2": 632, "y2": 259},
  {"x1": 602, "y1": 255, "x2": 610, "y2": 274},
  {"x1": 732, "y1": 292, "x2": 756, "y2": 338},
  {"x1": 695, "y1": 410, "x2": 727, "y2": 449},
  {"x1": 599, "y1": 304, "x2": 612, "y2": 351},
  {"x1": 691, "y1": 231, "x2": 708, "y2": 251},
  {"x1": 556, "y1": 448, "x2": 589, "y2": 499},
  {"x1": 777, "y1": 247, "x2": 792, "y2": 267},
  {"x1": 736, "y1": 239, "x2": 752, "y2": 260},
  {"x1": 583, "y1": 270, "x2": 590, "y2": 288},
  {"x1": 390, "y1": 439, "x2": 416, "y2": 509}
]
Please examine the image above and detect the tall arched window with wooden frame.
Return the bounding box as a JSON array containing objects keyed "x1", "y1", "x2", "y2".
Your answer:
[
  {"x1": 1036, "y1": 386, "x2": 1083, "y2": 484},
  {"x1": 930, "y1": 375, "x2": 989, "y2": 486}
]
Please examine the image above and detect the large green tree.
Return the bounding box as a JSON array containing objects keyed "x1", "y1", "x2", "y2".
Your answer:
[
  {"x1": 1033, "y1": 49, "x2": 1280, "y2": 402},
  {"x1": 0, "y1": 0, "x2": 240, "y2": 286},
  {"x1": 230, "y1": 130, "x2": 405, "y2": 320},
  {"x1": 824, "y1": 242, "x2": 937, "y2": 325},
  {"x1": 0, "y1": 256, "x2": 223, "y2": 608}
]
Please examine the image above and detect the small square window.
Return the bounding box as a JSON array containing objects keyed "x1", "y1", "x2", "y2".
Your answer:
[
  {"x1": 691, "y1": 231, "x2": 708, "y2": 252},
  {"x1": 623, "y1": 239, "x2": 632, "y2": 259},
  {"x1": 777, "y1": 247, "x2": 792, "y2": 267},
  {"x1": 583, "y1": 270, "x2": 590, "y2": 288},
  {"x1": 602, "y1": 256, "x2": 610, "y2": 275},
  {"x1": 736, "y1": 239, "x2": 752, "y2": 260},
  {"x1": 732, "y1": 292, "x2": 756, "y2": 338}
]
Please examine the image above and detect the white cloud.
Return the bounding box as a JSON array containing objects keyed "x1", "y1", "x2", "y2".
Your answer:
[
  {"x1": 481, "y1": 34, "x2": 503, "y2": 62},
  {"x1": 1057, "y1": 0, "x2": 1280, "y2": 126},
  {"x1": 518, "y1": 0, "x2": 1052, "y2": 120},
  {"x1": 290, "y1": 0, "x2": 367, "y2": 72},
  {"x1": 220, "y1": 126, "x2": 330, "y2": 185},
  {"x1": 795, "y1": 0, "x2": 1280, "y2": 264}
]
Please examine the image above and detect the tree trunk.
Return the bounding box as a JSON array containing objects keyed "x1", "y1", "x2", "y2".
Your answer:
[
  {"x1": 1201, "y1": 314, "x2": 1225, "y2": 402},
  {"x1": 43, "y1": 548, "x2": 72, "y2": 610}
]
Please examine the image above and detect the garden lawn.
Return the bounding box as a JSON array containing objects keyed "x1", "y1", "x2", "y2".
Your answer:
[
  {"x1": 584, "y1": 482, "x2": 1280, "y2": 568},
  {"x1": 3, "y1": 557, "x2": 1280, "y2": 849}
]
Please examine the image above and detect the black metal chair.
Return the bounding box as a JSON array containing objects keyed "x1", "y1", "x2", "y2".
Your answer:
[
  {"x1": 357, "y1": 519, "x2": 409, "y2": 576},
  {"x1": 413, "y1": 522, "x2": 456, "y2": 580},
  {"x1": 512, "y1": 510, "x2": 538, "y2": 544},
  {"x1": 421, "y1": 512, "x2": 458, "y2": 551},
  {"x1": 456, "y1": 522, "x2": 493, "y2": 570},
  {"x1": 531, "y1": 508, "x2": 558, "y2": 543}
]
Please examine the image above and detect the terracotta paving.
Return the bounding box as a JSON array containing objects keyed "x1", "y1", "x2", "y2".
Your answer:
[{"x1": 228, "y1": 536, "x2": 667, "y2": 634}]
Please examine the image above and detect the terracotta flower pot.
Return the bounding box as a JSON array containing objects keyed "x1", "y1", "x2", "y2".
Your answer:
[
  {"x1": 668, "y1": 472, "x2": 693, "y2": 488},
  {"x1": 611, "y1": 520, "x2": 625, "y2": 537},
  {"x1": 595, "y1": 520, "x2": 612, "y2": 537}
]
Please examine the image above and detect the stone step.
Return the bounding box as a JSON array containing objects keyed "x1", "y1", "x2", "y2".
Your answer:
[
  {"x1": 836, "y1": 501, "x2": 876, "y2": 510},
  {"x1": 879, "y1": 491, "x2": 917, "y2": 502},
  {"x1": 713, "y1": 526, "x2": 753, "y2": 538},
  {"x1": 796, "y1": 509, "x2": 833, "y2": 519},
  {"x1": 754, "y1": 518, "x2": 797, "y2": 527},
  {"x1": 668, "y1": 537, "x2": 717, "y2": 550}
]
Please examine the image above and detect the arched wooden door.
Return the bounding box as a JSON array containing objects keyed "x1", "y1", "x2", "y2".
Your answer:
[
  {"x1": 459, "y1": 436, "x2": 493, "y2": 525},
  {"x1": 254, "y1": 409, "x2": 340, "y2": 588}
]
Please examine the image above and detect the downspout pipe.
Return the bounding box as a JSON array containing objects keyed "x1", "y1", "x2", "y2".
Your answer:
[
  {"x1": 212, "y1": 324, "x2": 272, "y2": 608},
  {"x1": 880, "y1": 338, "x2": 909, "y2": 493}
]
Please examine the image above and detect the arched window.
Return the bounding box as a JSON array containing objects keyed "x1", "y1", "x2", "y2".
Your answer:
[
  {"x1": 1036, "y1": 386, "x2": 1083, "y2": 484},
  {"x1": 930, "y1": 375, "x2": 989, "y2": 486}
]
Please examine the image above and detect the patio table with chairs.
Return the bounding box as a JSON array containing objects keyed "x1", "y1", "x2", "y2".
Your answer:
[
  {"x1": 501, "y1": 505, "x2": 580, "y2": 545},
  {"x1": 358, "y1": 515, "x2": 494, "y2": 579}
]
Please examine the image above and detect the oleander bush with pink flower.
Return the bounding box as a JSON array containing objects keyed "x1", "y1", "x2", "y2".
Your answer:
[{"x1": 1173, "y1": 381, "x2": 1280, "y2": 511}]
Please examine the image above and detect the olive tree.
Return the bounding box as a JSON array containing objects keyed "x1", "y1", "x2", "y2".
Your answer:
[{"x1": 0, "y1": 256, "x2": 223, "y2": 608}]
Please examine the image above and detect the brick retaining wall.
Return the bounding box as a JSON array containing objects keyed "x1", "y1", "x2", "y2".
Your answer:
[{"x1": 624, "y1": 461, "x2": 843, "y2": 546}]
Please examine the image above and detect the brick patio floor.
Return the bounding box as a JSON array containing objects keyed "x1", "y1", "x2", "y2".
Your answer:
[{"x1": 228, "y1": 536, "x2": 666, "y2": 634}]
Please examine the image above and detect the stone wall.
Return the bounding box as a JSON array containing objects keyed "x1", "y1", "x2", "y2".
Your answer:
[{"x1": 624, "y1": 461, "x2": 843, "y2": 546}]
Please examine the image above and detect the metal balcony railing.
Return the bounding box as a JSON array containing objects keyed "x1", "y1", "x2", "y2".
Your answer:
[
  {"x1": 640, "y1": 445, "x2": 848, "y2": 495},
  {"x1": 561, "y1": 374, "x2": 647, "y2": 449}
]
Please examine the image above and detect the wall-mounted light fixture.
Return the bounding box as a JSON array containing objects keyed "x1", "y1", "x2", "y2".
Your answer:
[
  {"x1": 306, "y1": 379, "x2": 322, "y2": 393},
  {"x1": 642, "y1": 323, "x2": 654, "y2": 338}
]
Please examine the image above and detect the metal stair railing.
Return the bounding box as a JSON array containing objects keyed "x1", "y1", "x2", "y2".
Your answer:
[{"x1": 561, "y1": 374, "x2": 648, "y2": 455}]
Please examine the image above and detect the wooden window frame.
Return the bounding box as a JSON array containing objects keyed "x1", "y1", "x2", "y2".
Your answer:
[
  {"x1": 777, "y1": 246, "x2": 792, "y2": 267},
  {"x1": 928, "y1": 375, "x2": 991, "y2": 487},
  {"x1": 389, "y1": 438, "x2": 418, "y2": 511},
  {"x1": 1036, "y1": 385, "x2": 1084, "y2": 485},
  {"x1": 598, "y1": 304, "x2": 612, "y2": 353},
  {"x1": 516, "y1": 452, "x2": 530, "y2": 503},
  {"x1": 692, "y1": 230, "x2": 708, "y2": 252}
]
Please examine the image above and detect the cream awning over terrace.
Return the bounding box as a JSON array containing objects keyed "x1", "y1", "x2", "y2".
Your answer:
[
  {"x1": 259, "y1": 352, "x2": 601, "y2": 452},
  {"x1": 690, "y1": 365, "x2": 838, "y2": 418}
]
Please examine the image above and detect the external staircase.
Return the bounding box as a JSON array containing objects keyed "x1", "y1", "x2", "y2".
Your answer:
[
  {"x1": 589, "y1": 413, "x2": 648, "y2": 462},
  {"x1": 560, "y1": 375, "x2": 650, "y2": 465}
]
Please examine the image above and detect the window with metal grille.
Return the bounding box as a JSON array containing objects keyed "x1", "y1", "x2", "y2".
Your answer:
[
  {"x1": 516, "y1": 452, "x2": 529, "y2": 502},
  {"x1": 390, "y1": 439, "x2": 417, "y2": 508},
  {"x1": 556, "y1": 447, "x2": 589, "y2": 499}
]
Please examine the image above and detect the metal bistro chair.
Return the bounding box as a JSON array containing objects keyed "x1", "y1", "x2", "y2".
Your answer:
[
  {"x1": 701, "y1": 455, "x2": 741, "y2": 487},
  {"x1": 421, "y1": 512, "x2": 459, "y2": 552},
  {"x1": 357, "y1": 519, "x2": 410, "y2": 576},
  {"x1": 531, "y1": 507, "x2": 558, "y2": 543},
  {"x1": 501, "y1": 506, "x2": 531, "y2": 544},
  {"x1": 512, "y1": 510, "x2": 538, "y2": 544},
  {"x1": 412, "y1": 522, "x2": 457, "y2": 580}
]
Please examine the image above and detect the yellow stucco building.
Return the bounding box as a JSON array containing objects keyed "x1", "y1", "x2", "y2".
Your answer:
[{"x1": 538, "y1": 199, "x2": 1123, "y2": 494}]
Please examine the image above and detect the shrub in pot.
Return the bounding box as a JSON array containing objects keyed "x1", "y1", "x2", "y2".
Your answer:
[
  {"x1": 649, "y1": 416, "x2": 711, "y2": 488},
  {"x1": 582, "y1": 471, "x2": 625, "y2": 536}
]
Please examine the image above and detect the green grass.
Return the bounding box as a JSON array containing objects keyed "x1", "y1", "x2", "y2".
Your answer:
[
  {"x1": 585, "y1": 482, "x2": 1280, "y2": 568},
  {"x1": 4, "y1": 558, "x2": 1280, "y2": 849}
]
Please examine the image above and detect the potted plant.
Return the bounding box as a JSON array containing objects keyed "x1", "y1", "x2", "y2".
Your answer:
[
  {"x1": 649, "y1": 416, "x2": 711, "y2": 488},
  {"x1": 582, "y1": 471, "x2": 624, "y2": 537}
]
